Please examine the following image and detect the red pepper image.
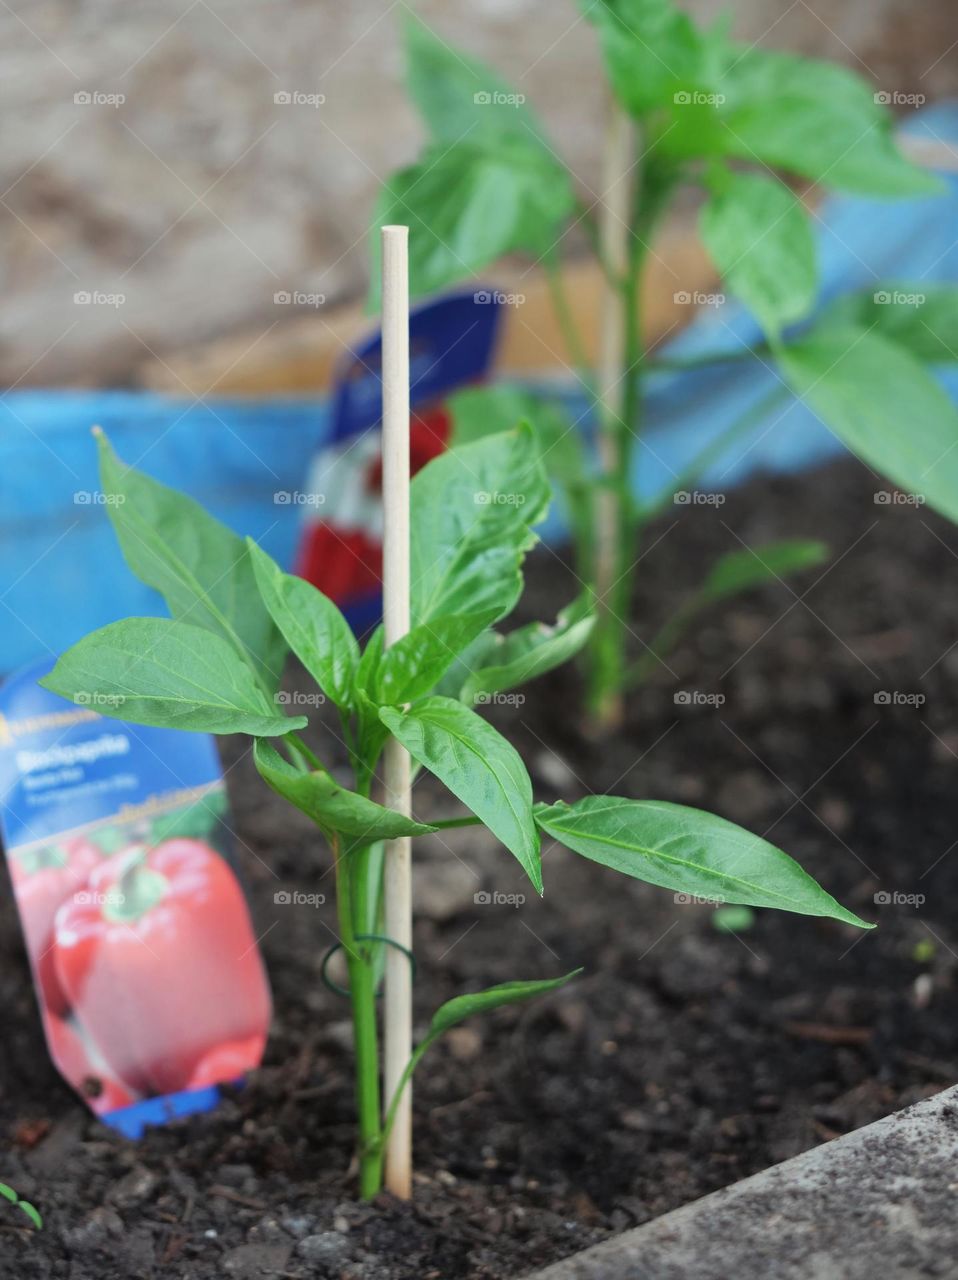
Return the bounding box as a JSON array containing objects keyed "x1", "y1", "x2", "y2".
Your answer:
[
  {"x1": 9, "y1": 836, "x2": 102, "y2": 1016},
  {"x1": 184, "y1": 1033, "x2": 267, "y2": 1091},
  {"x1": 53, "y1": 838, "x2": 271, "y2": 1096},
  {"x1": 43, "y1": 1011, "x2": 134, "y2": 1116}
]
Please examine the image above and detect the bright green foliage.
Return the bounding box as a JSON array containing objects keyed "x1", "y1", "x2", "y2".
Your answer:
[
  {"x1": 380, "y1": 698, "x2": 542, "y2": 893},
  {"x1": 377, "y1": 2, "x2": 948, "y2": 719},
  {"x1": 700, "y1": 170, "x2": 817, "y2": 336},
  {"x1": 779, "y1": 329, "x2": 958, "y2": 525},
  {"x1": 0, "y1": 1182, "x2": 42, "y2": 1230},
  {"x1": 702, "y1": 540, "x2": 828, "y2": 602},
  {"x1": 41, "y1": 618, "x2": 303, "y2": 737},
  {"x1": 44, "y1": 429, "x2": 870, "y2": 1202},
  {"x1": 535, "y1": 796, "x2": 872, "y2": 927},
  {"x1": 814, "y1": 284, "x2": 958, "y2": 365},
  {"x1": 95, "y1": 430, "x2": 286, "y2": 692}
]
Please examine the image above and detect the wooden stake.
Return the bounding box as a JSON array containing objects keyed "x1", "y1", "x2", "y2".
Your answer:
[
  {"x1": 380, "y1": 224, "x2": 413, "y2": 1199},
  {"x1": 593, "y1": 98, "x2": 634, "y2": 728}
]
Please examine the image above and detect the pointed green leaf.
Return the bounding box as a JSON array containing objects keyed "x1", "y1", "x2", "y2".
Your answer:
[
  {"x1": 411, "y1": 425, "x2": 549, "y2": 629},
  {"x1": 371, "y1": 139, "x2": 573, "y2": 304},
  {"x1": 40, "y1": 618, "x2": 303, "y2": 737},
  {"x1": 778, "y1": 327, "x2": 958, "y2": 524},
  {"x1": 701, "y1": 171, "x2": 817, "y2": 336},
  {"x1": 426, "y1": 970, "x2": 582, "y2": 1039},
  {"x1": 702, "y1": 539, "x2": 829, "y2": 602},
  {"x1": 582, "y1": 0, "x2": 710, "y2": 116},
  {"x1": 17, "y1": 1201, "x2": 42, "y2": 1231},
  {"x1": 716, "y1": 48, "x2": 941, "y2": 197},
  {"x1": 461, "y1": 598, "x2": 595, "y2": 703},
  {"x1": 247, "y1": 539, "x2": 359, "y2": 711},
  {"x1": 372, "y1": 611, "x2": 498, "y2": 706},
  {"x1": 253, "y1": 740, "x2": 434, "y2": 840},
  {"x1": 380, "y1": 697, "x2": 541, "y2": 892},
  {"x1": 404, "y1": 15, "x2": 545, "y2": 147},
  {"x1": 535, "y1": 796, "x2": 872, "y2": 927},
  {"x1": 815, "y1": 285, "x2": 958, "y2": 365},
  {"x1": 0, "y1": 1184, "x2": 17, "y2": 1204},
  {"x1": 95, "y1": 431, "x2": 286, "y2": 691}
]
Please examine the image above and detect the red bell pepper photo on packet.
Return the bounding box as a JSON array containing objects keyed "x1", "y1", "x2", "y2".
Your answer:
[{"x1": 0, "y1": 657, "x2": 271, "y2": 1136}]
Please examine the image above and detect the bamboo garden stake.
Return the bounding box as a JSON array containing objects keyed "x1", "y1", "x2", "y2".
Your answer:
[{"x1": 380, "y1": 224, "x2": 414, "y2": 1198}]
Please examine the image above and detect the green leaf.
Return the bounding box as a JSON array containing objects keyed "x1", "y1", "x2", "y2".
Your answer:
[
  {"x1": 411, "y1": 425, "x2": 549, "y2": 630},
  {"x1": 40, "y1": 618, "x2": 303, "y2": 737},
  {"x1": 715, "y1": 48, "x2": 940, "y2": 197},
  {"x1": 700, "y1": 171, "x2": 817, "y2": 335},
  {"x1": 403, "y1": 15, "x2": 544, "y2": 147},
  {"x1": 253, "y1": 740, "x2": 435, "y2": 840},
  {"x1": 814, "y1": 284, "x2": 958, "y2": 365},
  {"x1": 246, "y1": 539, "x2": 359, "y2": 711},
  {"x1": 535, "y1": 797, "x2": 872, "y2": 927},
  {"x1": 17, "y1": 1201, "x2": 42, "y2": 1231},
  {"x1": 0, "y1": 1184, "x2": 17, "y2": 1204},
  {"x1": 95, "y1": 430, "x2": 285, "y2": 692},
  {"x1": 702, "y1": 539, "x2": 829, "y2": 602},
  {"x1": 426, "y1": 970, "x2": 582, "y2": 1039},
  {"x1": 582, "y1": 0, "x2": 710, "y2": 116},
  {"x1": 372, "y1": 611, "x2": 498, "y2": 706},
  {"x1": 372, "y1": 138, "x2": 573, "y2": 303},
  {"x1": 380, "y1": 697, "x2": 542, "y2": 892},
  {"x1": 449, "y1": 386, "x2": 592, "y2": 556},
  {"x1": 778, "y1": 327, "x2": 958, "y2": 524},
  {"x1": 461, "y1": 598, "x2": 595, "y2": 703}
]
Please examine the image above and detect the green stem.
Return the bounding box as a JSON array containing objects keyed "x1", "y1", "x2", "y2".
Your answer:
[
  {"x1": 544, "y1": 254, "x2": 593, "y2": 383},
  {"x1": 332, "y1": 832, "x2": 383, "y2": 1198},
  {"x1": 646, "y1": 345, "x2": 770, "y2": 374}
]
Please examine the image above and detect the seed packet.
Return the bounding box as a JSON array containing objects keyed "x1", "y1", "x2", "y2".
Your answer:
[
  {"x1": 0, "y1": 657, "x2": 272, "y2": 1137},
  {"x1": 295, "y1": 289, "x2": 503, "y2": 630}
]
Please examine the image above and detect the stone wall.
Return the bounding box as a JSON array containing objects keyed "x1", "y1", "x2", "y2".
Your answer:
[{"x1": 1, "y1": 0, "x2": 953, "y2": 385}]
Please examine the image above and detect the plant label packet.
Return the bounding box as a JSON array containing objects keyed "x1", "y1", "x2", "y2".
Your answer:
[
  {"x1": 295, "y1": 289, "x2": 503, "y2": 630},
  {"x1": 0, "y1": 656, "x2": 272, "y2": 1138}
]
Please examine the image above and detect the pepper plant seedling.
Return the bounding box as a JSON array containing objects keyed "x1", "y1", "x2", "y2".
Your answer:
[
  {"x1": 373, "y1": 2, "x2": 958, "y2": 726},
  {"x1": 42, "y1": 409, "x2": 873, "y2": 1197}
]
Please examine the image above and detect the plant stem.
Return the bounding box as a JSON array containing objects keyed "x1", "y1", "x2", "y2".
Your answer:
[
  {"x1": 333, "y1": 833, "x2": 383, "y2": 1197},
  {"x1": 544, "y1": 254, "x2": 593, "y2": 383}
]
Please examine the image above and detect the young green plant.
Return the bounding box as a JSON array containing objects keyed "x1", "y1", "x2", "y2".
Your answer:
[
  {"x1": 373, "y1": 2, "x2": 958, "y2": 725},
  {"x1": 42, "y1": 421, "x2": 872, "y2": 1199}
]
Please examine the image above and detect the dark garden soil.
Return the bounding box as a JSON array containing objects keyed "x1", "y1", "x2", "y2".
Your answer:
[{"x1": 4, "y1": 455, "x2": 958, "y2": 1280}]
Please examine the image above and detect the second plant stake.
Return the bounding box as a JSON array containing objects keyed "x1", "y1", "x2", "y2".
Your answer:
[{"x1": 381, "y1": 224, "x2": 413, "y2": 1198}]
